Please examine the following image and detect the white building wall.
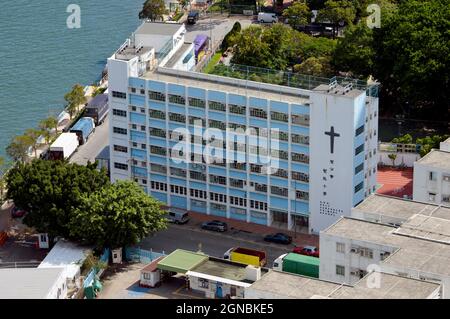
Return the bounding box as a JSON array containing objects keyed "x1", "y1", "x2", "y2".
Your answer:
[
  {"x1": 309, "y1": 90, "x2": 366, "y2": 233},
  {"x1": 45, "y1": 271, "x2": 68, "y2": 299},
  {"x1": 413, "y1": 161, "x2": 450, "y2": 206}
]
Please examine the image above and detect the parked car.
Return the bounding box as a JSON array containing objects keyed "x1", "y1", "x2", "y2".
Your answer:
[
  {"x1": 258, "y1": 12, "x2": 278, "y2": 24},
  {"x1": 264, "y1": 233, "x2": 292, "y2": 244},
  {"x1": 165, "y1": 211, "x2": 190, "y2": 224},
  {"x1": 11, "y1": 206, "x2": 27, "y2": 218},
  {"x1": 201, "y1": 220, "x2": 228, "y2": 232},
  {"x1": 187, "y1": 11, "x2": 199, "y2": 24},
  {"x1": 292, "y1": 245, "x2": 320, "y2": 257}
]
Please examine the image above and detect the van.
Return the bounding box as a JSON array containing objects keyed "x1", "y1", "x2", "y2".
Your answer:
[
  {"x1": 166, "y1": 211, "x2": 190, "y2": 224},
  {"x1": 187, "y1": 11, "x2": 199, "y2": 24},
  {"x1": 258, "y1": 12, "x2": 278, "y2": 24}
]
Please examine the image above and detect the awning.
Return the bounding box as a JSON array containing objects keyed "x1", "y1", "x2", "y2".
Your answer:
[{"x1": 157, "y1": 249, "x2": 208, "y2": 274}]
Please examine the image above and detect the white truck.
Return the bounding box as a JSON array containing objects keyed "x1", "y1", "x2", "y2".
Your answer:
[
  {"x1": 48, "y1": 132, "x2": 79, "y2": 160},
  {"x1": 258, "y1": 12, "x2": 278, "y2": 24}
]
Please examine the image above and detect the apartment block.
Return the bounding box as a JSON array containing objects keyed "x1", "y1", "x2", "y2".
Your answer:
[{"x1": 108, "y1": 22, "x2": 379, "y2": 233}]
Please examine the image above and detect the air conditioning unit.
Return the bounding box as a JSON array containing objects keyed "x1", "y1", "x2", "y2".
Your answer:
[
  {"x1": 443, "y1": 176, "x2": 450, "y2": 182},
  {"x1": 350, "y1": 247, "x2": 359, "y2": 254},
  {"x1": 350, "y1": 270, "x2": 359, "y2": 276}
]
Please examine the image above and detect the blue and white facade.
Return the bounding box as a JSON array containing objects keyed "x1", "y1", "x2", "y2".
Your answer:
[{"x1": 108, "y1": 23, "x2": 379, "y2": 233}]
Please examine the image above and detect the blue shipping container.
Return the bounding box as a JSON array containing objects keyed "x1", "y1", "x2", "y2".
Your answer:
[{"x1": 70, "y1": 117, "x2": 95, "y2": 145}]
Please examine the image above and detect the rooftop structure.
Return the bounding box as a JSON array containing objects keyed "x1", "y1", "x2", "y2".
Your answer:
[
  {"x1": 416, "y1": 149, "x2": 450, "y2": 171},
  {"x1": 246, "y1": 270, "x2": 441, "y2": 299},
  {"x1": 87, "y1": 93, "x2": 108, "y2": 109},
  {"x1": 157, "y1": 249, "x2": 208, "y2": 274},
  {"x1": 0, "y1": 268, "x2": 66, "y2": 299},
  {"x1": 38, "y1": 240, "x2": 92, "y2": 281},
  {"x1": 135, "y1": 22, "x2": 184, "y2": 36}
]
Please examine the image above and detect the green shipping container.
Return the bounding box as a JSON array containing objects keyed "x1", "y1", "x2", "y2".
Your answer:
[{"x1": 282, "y1": 253, "x2": 319, "y2": 278}]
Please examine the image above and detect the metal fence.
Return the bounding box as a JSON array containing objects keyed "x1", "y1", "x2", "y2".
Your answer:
[{"x1": 125, "y1": 247, "x2": 166, "y2": 264}]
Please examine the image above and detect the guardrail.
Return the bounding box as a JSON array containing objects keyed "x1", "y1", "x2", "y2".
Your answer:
[{"x1": 0, "y1": 261, "x2": 41, "y2": 269}]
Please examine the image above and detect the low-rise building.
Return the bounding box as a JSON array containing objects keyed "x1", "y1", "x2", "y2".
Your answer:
[
  {"x1": 0, "y1": 268, "x2": 67, "y2": 299},
  {"x1": 413, "y1": 147, "x2": 450, "y2": 206},
  {"x1": 245, "y1": 270, "x2": 441, "y2": 299},
  {"x1": 320, "y1": 212, "x2": 450, "y2": 298}
]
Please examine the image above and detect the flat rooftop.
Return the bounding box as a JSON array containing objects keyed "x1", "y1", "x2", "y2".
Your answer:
[
  {"x1": 416, "y1": 149, "x2": 450, "y2": 170},
  {"x1": 157, "y1": 249, "x2": 208, "y2": 274},
  {"x1": 323, "y1": 217, "x2": 450, "y2": 277},
  {"x1": 135, "y1": 22, "x2": 183, "y2": 36},
  {"x1": 145, "y1": 67, "x2": 311, "y2": 104},
  {"x1": 164, "y1": 42, "x2": 193, "y2": 69},
  {"x1": 313, "y1": 84, "x2": 365, "y2": 99},
  {"x1": 0, "y1": 268, "x2": 64, "y2": 299},
  {"x1": 249, "y1": 270, "x2": 440, "y2": 299},
  {"x1": 353, "y1": 194, "x2": 447, "y2": 222},
  {"x1": 190, "y1": 258, "x2": 264, "y2": 283}
]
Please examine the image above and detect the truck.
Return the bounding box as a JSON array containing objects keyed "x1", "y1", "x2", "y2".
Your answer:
[
  {"x1": 48, "y1": 132, "x2": 79, "y2": 160},
  {"x1": 70, "y1": 117, "x2": 95, "y2": 145},
  {"x1": 273, "y1": 253, "x2": 319, "y2": 278},
  {"x1": 223, "y1": 247, "x2": 267, "y2": 267},
  {"x1": 84, "y1": 94, "x2": 108, "y2": 125}
]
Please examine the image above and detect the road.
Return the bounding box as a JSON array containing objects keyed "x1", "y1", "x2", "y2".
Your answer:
[
  {"x1": 70, "y1": 114, "x2": 109, "y2": 165},
  {"x1": 184, "y1": 14, "x2": 254, "y2": 45},
  {"x1": 140, "y1": 224, "x2": 293, "y2": 266}
]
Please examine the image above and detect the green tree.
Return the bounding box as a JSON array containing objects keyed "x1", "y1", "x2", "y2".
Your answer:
[
  {"x1": 283, "y1": 1, "x2": 312, "y2": 29},
  {"x1": 139, "y1": 0, "x2": 168, "y2": 21},
  {"x1": 69, "y1": 180, "x2": 167, "y2": 249},
  {"x1": 372, "y1": 0, "x2": 449, "y2": 119},
  {"x1": 293, "y1": 56, "x2": 332, "y2": 77},
  {"x1": 0, "y1": 156, "x2": 6, "y2": 202},
  {"x1": 231, "y1": 25, "x2": 272, "y2": 68},
  {"x1": 317, "y1": 0, "x2": 356, "y2": 38},
  {"x1": 391, "y1": 134, "x2": 413, "y2": 145},
  {"x1": 221, "y1": 21, "x2": 241, "y2": 50},
  {"x1": 388, "y1": 153, "x2": 397, "y2": 166},
  {"x1": 39, "y1": 116, "x2": 59, "y2": 144},
  {"x1": 6, "y1": 135, "x2": 33, "y2": 163},
  {"x1": 64, "y1": 84, "x2": 87, "y2": 120},
  {"x1": 416, "y1": 135, "x2": 450, "y2": 157},
  {"x1": 5, "y1": 160, "x2": 110, "y2": 238},
  {"x1": 24, "y1": 128, "x2": 42, "y2": 158},
  {"x1": 332, "y1": 22, "x2": 374, "y2": 78}
]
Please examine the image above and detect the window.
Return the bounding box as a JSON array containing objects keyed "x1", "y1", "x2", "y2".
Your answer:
[
  {"x1": 355, "y1": 163, "x2": 364, "y2": 175},
  {"x1": 250, "y1": 108, "x2": 267, "y2": 119},
  {"x1": 271, "y1": 149, "x2": 288, "y2": 160},
  {"x1": 140, "y1": 125, "x2": 146, "y2": 131},
  {"x1": 250, "y1": 164, "x2": 262, "y2": 173},
  {"x1": 170, "y1": 167, "x2": 187, "y2": 178},
  {"x1": 210, "y1": 174, "x2": 227, "y2": 185},
  {"x1": 189, "y1": 116, "x2": 205, "y2": 127},
  {"x1": 149, "y1": 128, "x2": 166, "y2": 138},
  {"x1": 150, "y1": 181, "x2": 167, "y2": 192},
  {"x1": 428, "y1": 192, "x2": 436, "y2": 202},
  {"x1": 150, "y1": 164, "x2": 166, "y2": 174},
  {"x1": 229, "y1": 104, "x2": 246, "y2": 115},
  {"x1": 296, "y1": 190, "x2": 309, "y2": 200},
  {"x1": 354, "y1": 181, "x2": 363, "y2": 193},
  {"x1": 149, "y1": 109, "x2": 166, "y2": 120},
  {"x1": 230, "y1": 162, "x2": 246, "y2": 171},
  {"x1": 355, "y1": 125, "x2": 364, "y2": 136},
  {"x1": 150, "y1": 145, "x2": 167, "y2": 156},
  {"x1": 143, "y1": 272, "x2": 151, "y2": 280},
  {"x1": 291, "y1": 114, "x2": 309, "y2": 126},
  {"x1": 429, "y1": 171, "x2": 437, "y2": 181},
  {"x1": 291, "y1": 134, "x2": 309, "y2": 145},
  {"x1": 188, "y1": 97, "x2": 205, "y2": 108},
  {"x1": 271, "y1": 111, "x2": 288, "y2": 122},
  {"x1": 229, "y1": 178, "x2": 245, "y2": 188},
  {"x1": 149, "y1": 91, "x2": 165, "y2": 101},
  {"x1": 190, "y1": 171, "x2": 206, "y2": 181},
  {"x1": 113, "y1": 145, "x2": 128, "y2": 153},
  {"x1": 112, "y1": 109, "x2": 127, "y2": 117},
  {"x1": 359, "y1": 247, "x2": 373, "y2": 259},
  {"x1": 292, "y1": 172, "x2": 309, "y2": 183},
  {"x1": 112, "y1": 91, "x2": 126, "y2": 99},
  {"x1": 355, "y1": 144, "x2": 364, "y2": 156},
  {"x1": 198, "y1": 278, "x2": 209, "y2": 289},
  {"x1": 271, "y1": 186, "x2": 288, "y2": 197},
  {"x1": 131, "y1": 106, "x2": 137, "y2": 111},
  {"x1": 209, "y1": 119, "x2": 226, "y2": 130},
  {"x1": 168, "y1": 94, "x2": 186, "y2": 105},
  {"x1": 272, "y1": 168, "x2": 288, "y2": 178},
  {"x1": 228, "y1": 122, "x2": 246, "y2": 131},
  {"x1": 170, "y1": 185, "x2": 187, "y2": 195},
  {"x1": 169, "y1": 113, "x2": 186, "y2": 123},
  {"x1": 271, "y1": 130, "x2": 288, "y2": 141},
  {"x1": 113, "y1": 127, "x2": 127, "y2": 135},
  {"x1": 114, "y1": 162, "x2": 128, "y2": 170},
  {"x1": 291, "y1": 152, "x2": 309, "y2": 164},
  {"x1": 209, "y1": 100, "x2": 226, "y2": 112},
  {"x1": 336, "y1": 242, "x2": 345, "y2": 253},
  {"x1": 130, "y1": 88, "x2": 136, "y2": 93},
  {"x1": 336, "y1": 265, "x2": 345, "y2": 276}
]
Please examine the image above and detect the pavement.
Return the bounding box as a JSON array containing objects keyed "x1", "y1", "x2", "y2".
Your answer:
[
  {"x1": 376, "y1": 167, "x2": 413, "y2": 199},
  {"x1": 70, "y1": 114, "x2": 109, "y2": 165},
  {"x1": 140, "y1": 213, "x2": 318, "y2": 266}
]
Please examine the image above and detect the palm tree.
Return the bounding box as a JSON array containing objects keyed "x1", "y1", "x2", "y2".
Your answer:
[
  {"x1": 388, "y1": 153, "x2": 397, "y2": 167},
  {"x1": 6, "y1": 135, "x2": 33, "y2": 163},
  {"x1": 65, "y1": 84, "x2": 87, "y2": 120}
]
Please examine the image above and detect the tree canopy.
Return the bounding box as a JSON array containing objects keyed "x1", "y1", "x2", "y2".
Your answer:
[
  {"x1": 64, "y1": 84, "x2": 87, "y2": 120},
  {"x1": 283, "y1": 2, "x2": 312, "y2": 29},
  {"x1": 6, "y1": 135, "x2": 32, "y2": 163},
  {"x1": 69, "y1": 180, "x2": 167, "y2": 249},
  {"x1": 139, "y1": 0, "x2": 168, "y2": 21},
  {"x1": 6, "y1": 160, "x2": 110, "y2": 237}
]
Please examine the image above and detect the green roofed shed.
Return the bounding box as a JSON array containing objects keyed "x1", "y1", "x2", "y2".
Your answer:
[{"x1": 157, "y1": 249, "x2": 208, "y2": 274}]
